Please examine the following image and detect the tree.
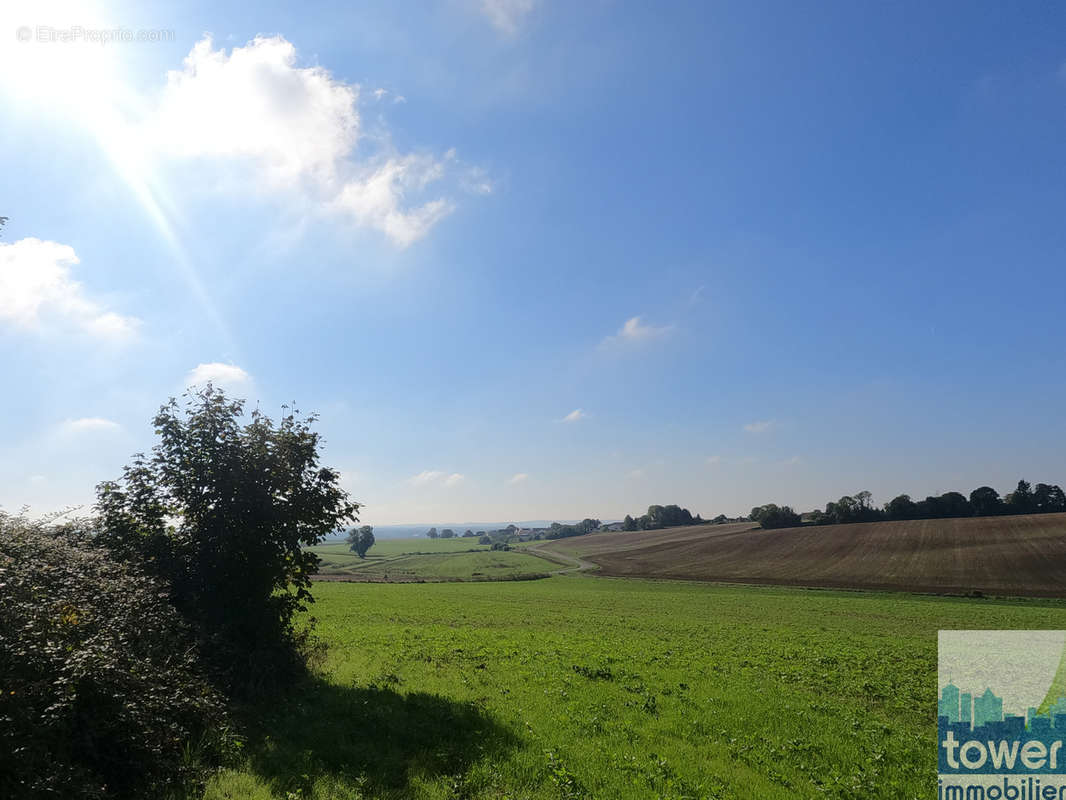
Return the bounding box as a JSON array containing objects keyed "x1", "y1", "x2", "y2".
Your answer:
[
  {"x1": 622, "y1": 514, "x2": 637, "y2": 531},
  {"x1": 937, "y1": 491, "x2": 972, "y2": 518},
  {"x1": 427, "y1": 527, "x2": 439, "y2": 539},
  {"x1": 833, "y1": 495, "x2": 859, "y2": 523},
  {"x1": 463, "y1": 529, "x2": 475, "y2": 537},
  {"x1": 969, "y1": 486, "x2": 1002, "y2": 517},
  {"x1": 348, "y1": 525, "x2": 375, "y2": 558},
  {"x1": 1033, "y1": 484, "x2": 1066, "y2": 514},
  {"x1": 95, "y1": 386, "x2": 359, "y2": 693},
  {"x1": 885, "y1": 494, "x2": 917, "y2": 520},
  {"x1": 823, "y1": 501, "x2": 838, "y2": 524},
  {"x1": 1005, "y1": 480, "x2": 1034, "y2": 514},
  {"x1": 646, "y1": 505, "x2": 665, "y2": 528},
  {"x1": 750, "y1": 504, "x2": 801, "y2": 529},
  {"x1": 478, "y1": 535, "x2": 492, "y2": 545},
  {"x1": 441, "y1": 528, "x2": 455, "y2": 539}
]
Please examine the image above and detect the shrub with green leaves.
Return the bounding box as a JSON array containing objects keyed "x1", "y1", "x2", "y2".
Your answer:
[
  {"x1": 0, "y1": 512, "x2": 234, "y2": 800},
  {"x1": 95, "y1": 386, "x2": 360, "y2": 695}
]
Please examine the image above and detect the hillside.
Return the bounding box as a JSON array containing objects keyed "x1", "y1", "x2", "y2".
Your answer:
[{"x1": 539, "y1": 513, "x2": 1066, "y2": 596}]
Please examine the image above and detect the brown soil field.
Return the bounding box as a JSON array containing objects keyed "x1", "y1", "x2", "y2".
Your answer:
[{"x1": 540, "y1": 514, "x2": 1066, "y2": 596}]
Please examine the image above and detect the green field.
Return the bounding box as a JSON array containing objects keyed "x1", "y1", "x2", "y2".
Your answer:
[
  {"x1": 308, "y1": 538, "x2": 552, "y2": 581},
  {"x1": 204, "y1": 576, "x2": 1066, "y2": 799}
]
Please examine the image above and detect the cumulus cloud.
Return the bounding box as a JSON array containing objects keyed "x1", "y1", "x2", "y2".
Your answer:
[
  {"x1": 743, "y1": 420, "x2": 775, "y2": 434},
  {"x1": 60, "y1": 417, "x2": 121, "y2": 434},
  {"x1": 185, "y1": 362, "x2": 252, "y2": 392},
  {"x1": 147, "y1": 36, "x2": 358, "y2": 184},
  {"x1": 561, "y1": 408, "x2": 586, "y2": 423},
  {"x1": 141, "y1": 36, "x2": 473, "y2": 247},
  {"x1": 332, "y1": 154, "x2": 454, "y2": 248},
  {"x1": 0, "y1": 238, "x2": 140, "y2": 339},
  {"x1": 601, "y1": 316, "x2": 675, "y2": 348},
  {"x1": 443, "y1": 473, "x2": 465, "y2": 487},
  {"x1": 507, "y1": 472, "x2": 528, "y2": 485},
  {"x1": 480, "y1": 0, "x2": 537, "y2": 34}
]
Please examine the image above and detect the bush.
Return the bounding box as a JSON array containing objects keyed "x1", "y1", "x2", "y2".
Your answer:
[{"x1": 0, "y1": 512, "x2": 234, "y2": 800}]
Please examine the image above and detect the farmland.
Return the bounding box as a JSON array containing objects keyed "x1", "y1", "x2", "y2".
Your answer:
[
  {"x1": 539, "y1": 514, "x2": 1066, "y2": 596},
  {"x1": 203, "y1": 575, "x2": 1066, "y2": 799},
  {"x1": 308, "y1": 539, "x2": 553, "y2": 582}
]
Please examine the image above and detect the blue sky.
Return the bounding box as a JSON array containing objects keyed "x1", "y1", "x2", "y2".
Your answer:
[{"x1": 1, "y1": 0, "x2": 1064, "y2": 525}]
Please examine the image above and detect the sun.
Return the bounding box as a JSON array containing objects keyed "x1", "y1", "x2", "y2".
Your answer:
[{"x1": 0, "y1": 0, "x2": 128, "y2": 114}]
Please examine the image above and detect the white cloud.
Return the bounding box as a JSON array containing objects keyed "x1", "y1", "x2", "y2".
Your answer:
[
  {"x1": 706, "y1": 455, "x2": 722, "y2": 465},
  {"x1": 333, "y1": 155, "x2": 454, "y2": 248},
  {"x1": 142, "y1": 36, "x2": 469, "y2": 247},
  {"x1": 147, "y1": 36, "x2": 357, "y2": 184},
  {"x1": 743, "y1": 420, "x2": 775, "y2": 434},
  {"x1": 60, "y1": 417, "x2": 121, "y2": 434},
  {"x1": 481, "y1": 0, "x2": 537, "y2": 35},
  {"x1": 409, "y1": 470, "x2": 445, "y2": 486},
  {"x1": 507, "y1": 472, "x2": 528, "y2": 485},
  {"x1": 627, "y1": 468, "x2": 645, "y2": 479},
  {"x1": 601, "y1": 316, "x2": 675, "y2": 348},
  {"x1": 689, "y1": 285, "x2": 706, "y2": 305},
  {"x1": 409, "y1": 470, "x2": 465, "y2": 488},
  {"x1": 562, "y1": 408, "x2": 586, "y2": 423},
  {"x1": 0, "y1": 238, "x2": 140, "y2": 339},
  {"x1": 185, "y1": 362, "x2": 252, "y2": 392}
]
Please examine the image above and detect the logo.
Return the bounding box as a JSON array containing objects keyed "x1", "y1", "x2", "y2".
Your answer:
[{"x1": 939, "y1": 631, "x2": 1066, "y2": 799}]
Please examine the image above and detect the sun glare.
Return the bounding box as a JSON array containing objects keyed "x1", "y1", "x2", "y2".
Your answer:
[{"x1": 1, "y1": 0, "x2": 234, "y2": 351}]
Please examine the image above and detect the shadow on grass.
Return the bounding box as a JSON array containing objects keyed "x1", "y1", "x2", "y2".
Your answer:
[{"x1": 236, "y1": 678, "x2": 518, "y2": 797}]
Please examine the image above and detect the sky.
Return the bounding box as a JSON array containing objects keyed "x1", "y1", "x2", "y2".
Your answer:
[{"x1": 1, "y1": 0, "x2": 1065, "y2": 525}]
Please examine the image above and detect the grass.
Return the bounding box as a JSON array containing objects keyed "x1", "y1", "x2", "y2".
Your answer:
[
  {"x1": 203, "y1": 575, "x2": 1066, "y2": 799},
  {"x1": 308, "y1": 538, "x2": 552, "y2": 581},
  {"x1": 317, "y1": 538, "x2": 496, "y2": 557}
]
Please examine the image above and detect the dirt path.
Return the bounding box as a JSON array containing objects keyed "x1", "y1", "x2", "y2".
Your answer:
[{"x1": 524, "y1": 542, "x2": 598, "y2": 575}]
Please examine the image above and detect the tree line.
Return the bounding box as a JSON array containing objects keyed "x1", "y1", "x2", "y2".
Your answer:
[
  {"x1": 751, "y1": 479, "x2": 1066, "y2": 529},
  {"x1": 425, "y1": 527, "x2": 479, "y2": 539}
]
